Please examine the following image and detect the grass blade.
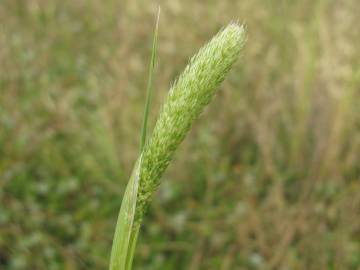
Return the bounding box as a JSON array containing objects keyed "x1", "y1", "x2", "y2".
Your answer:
[
  {"x1": 109, "y1": 157, "x2": 141, "y2": 270},
  {"x1": 109, "y1": 158, "x2": 141, "y2": 270},
  {"x1": 109, "y1": 8, "x2": 160, "y2": 270},
  {"x1": 140, "y1": 7, "x2": 160, "y2": 152}
]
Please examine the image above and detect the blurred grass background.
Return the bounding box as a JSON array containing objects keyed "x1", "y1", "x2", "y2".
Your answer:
[{"x1": 1, "y1": 0, "x2": 360, "y2": 269}]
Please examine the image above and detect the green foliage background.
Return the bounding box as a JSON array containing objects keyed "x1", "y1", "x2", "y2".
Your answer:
[{"x1": 1, "y1": 0, "x2": 359, "y2": 269}]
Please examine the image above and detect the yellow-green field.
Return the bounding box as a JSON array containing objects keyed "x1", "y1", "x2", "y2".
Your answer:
[{"x1": 1, "y1": 0, "x2": 359, "y2": 269}]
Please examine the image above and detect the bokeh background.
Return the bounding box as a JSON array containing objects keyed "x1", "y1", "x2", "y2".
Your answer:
[{"x1": 1, "y1": 0, "x2": 360, "y2": 269}]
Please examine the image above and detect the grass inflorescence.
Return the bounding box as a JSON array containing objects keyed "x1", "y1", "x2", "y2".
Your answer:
[
  {"x1": 135, "y1": 23, "x2": 245, "y2": 223},
  {"x1": 109, "y1": 22, "x2": 245, "y2": 270}
]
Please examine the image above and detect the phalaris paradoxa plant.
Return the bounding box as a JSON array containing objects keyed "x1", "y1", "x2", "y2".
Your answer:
[{"x1": 109, "y1": 11, "x2": 246, "y2": 270}]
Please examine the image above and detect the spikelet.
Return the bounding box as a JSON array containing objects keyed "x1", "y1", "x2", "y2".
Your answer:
[{"x1": 135, "y1": 23, "x2": 246, "y2": 222}]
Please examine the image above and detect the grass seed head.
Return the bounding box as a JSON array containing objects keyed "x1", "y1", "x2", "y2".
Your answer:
[{"x1": 135, "y1": 23, "x2": 246, "y2": 223}]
